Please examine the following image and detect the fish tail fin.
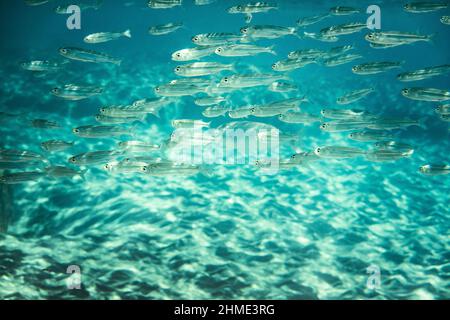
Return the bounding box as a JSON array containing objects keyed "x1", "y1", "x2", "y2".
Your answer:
[
  {"x1": 245, "y1": 13, "x2": 253, "y2": 24},
  {"x1": 114, "y1": 60, "x2": 122, "y2": 66},
  {"x1": 269, "y1": 45, "x2": 277, "y2": 55},
  {"x1": 150, "y1": 106, "x2": 163, "y2": 118},
  {"x1": 123, "y1": 29, "x2": 132, "y2": 38}
]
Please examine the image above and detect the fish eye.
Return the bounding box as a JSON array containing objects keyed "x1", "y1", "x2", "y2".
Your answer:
[
  {"x1": 193, "y1": 36, "x2": 199, "y2": 42},
  {"x1": 315, "y1": 148, "x2": 321, "y2": 153},
  {"x1": 176, "y1": 53, "x2": 181, "y2": 57},
  {"x1": 250, "y1": 108, "x2": 256, "y2": 113},
  {"x1": 223, "y1": 77, "x2": 229, "y2": 83},
  {"x1": 320, "y1": 110, "x2": 325, "y2": 115},
  {"x1": 73, "y1": 128, "x2": 80, "y2": 134},
  {"x1": 216, "y1": 48, "x2": 222, "y2": 53},
  {"x1": 402, "y1": 89, "x2": 409, "y2": 94},
  {"x1": 100, "y1": 108, "x2": 106, "y2": 113},
  {"x1": 352, "y1": 66, "x2": 358, "y2": 71},
  {"x1": 141, "y1": 166, "x2": 148, "y2": 172},
  {"x1": 320, "y1": 124, "x2": 327, "y2": 129},
  {"x1": 349, "y1": 133, "x2": 354, "y2": 138},
  {"x1": 69, "y1": 157, "x2": 76, "y2": 163},
  {"x1": 155, "y1": 87, "x2": 160, "y2": 92},
  {"x1": 175, "y1": 66, "x2": 181, "y2": 72},
  {"x1": 52, "y1": 88, "x2": 59, "y2": 93},
  {"x1": 60, "y1": 48, "x2": 67, "y2": 54},
  {"x1": 271, "y1": 64, "x2": 277, "y2": 70},
  {"x1": 367, "y1": 34, "x2": 374, "y2": 39},
  {"x1": 241, "y1": 28, "x2": 248, "y2": 34},
  {"x1": 104, "y1": 164, "x2": 110, "y2": 169}
]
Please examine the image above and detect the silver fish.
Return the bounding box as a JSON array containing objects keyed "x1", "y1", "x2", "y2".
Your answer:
[
  {"x1": 30, "y1": 119, "x2": 61, "y2": 129},
  {"x1": 202, "y1": 106, "x2": 229, "y2": 118},
  {"x1": 397, "y1": 65, "x2": 450, "y2": 82},
  {"x1": 69, "y1": 150, "x2": 124, "y2": 166},
  {"x1": 0, "y1": 149, "x2": 47, "y2": 163},
  {"x1": 320, "y1": 22, "x2": 366, "y2": 37},
  {"x1": 0, "y1": 172, "x2": 46, "y2": 184},
  {"x1": 149, "y1": 23, "x2": 183, "y2": 35},
  {"x1": 192, "y1": 33, "x2": 244, "y2": 46},
  {"x1": 419, "y1": 164, "x2": 450, "y2": 175},
  {"x1": 84, "y1": 30, "x2": 131, "y2": 44},
  {"x1": 59, "y1": 47, "x2": 122, "y2": 65},
  {"x1": 272, "y1": 57, "x2": 318, "y2": 72},
  {"x1": 329, "y1": 6, "x2": 361, "y2": 15},
  {"x1": 278, "y1": 112, "x2": 320, "y2": 124},
  {"x1": 95, "y1": 114, "x2": 145, "y2": 124},
  {"x1": 348, "y1": 130, "x2": 395, "y2": 142},
  {"x1": 365, "y1": 31, "x2": 434, "y2": 46},
  {"x1": 352, "y1": 61, "x2": 403, "y2": 75},
  {"x1": 55, "y1": 1, "x2": 103, "y2": 13},
  {"x1": 219, "y1": 74, "x2": 289, "y2": 88},
  {"x1": 41, "y1": 140, "x2": 74, "y2": 152},
  {"x1": 175, "y1": 62, "x2": 234, "y2": 77},
  {"x1": 215, "y1": 44, "x2": 275, "y2": 57},
  {"x1": 373, "y1": 141, "x2": 414, "y2": 154},
  {"x1": 241, "y1": 25, "x2": 298, "y2": 40},
  {"x1": 172, "y1": 119, "x2": 210, "y2": 129},
  {"x1": 314, "y1": 146, "x2": 366, "y2": 159},
  {"x1": 337, "y1": 88, "x2": 375, "y2": 105},
  {"x1": 51, "y1": 84, "x2": 103, "y2": 101},
  {"x1": 441, "y1": 16, "x2": 450, "y2": 25},
  {"x1": 323, "y1": 54, "x2": 362, "y2": 67},
  {"x1": 72, "y1": 125, "x2": 134, "y2": 138},
  {"x1": 321, "y1": 109, "x2": 377, "y2": 120},
  {"x1": 435, "y1": 104, "x2": 450, "y2": 115},
  {"x1": 172, "y1": 46, "x2": 217, "y2": 61},
  {"x1": 148, "y1": 0, "x2": 182, "y2": 9},
  {"x1": 21, "y1": 60, "x2": 68, "y2": 72},
  {"x1": 297, "y1": 13, "x2": 330, "y2": 27},
  {"x1": 268, "y1": 81, "x2": 298, "y2": 93},
  {"x1": 228, "y1": 107, "x2": 254, "y2": 119},
  {"x1": 401, "y1": 87, "x2": 450, "y2": 102},
  {"x1": 118, "y1": 141, "x2": 160, "y2": 152},
  {"x1": 404, "y1": 2, "x2": 448, "y2": 13},
  {"x1": 195, "y1": 96, "x2": 226, "y2": 106},
  {"x1": 228, "y1": 2, "x2": 278, "y2": 23},
  {"x1": 366, "y1": 149, "x2": 413, "y2": 162},
  {"x1": 45, "y1": 166, "x2": 86, "y2": 179}
]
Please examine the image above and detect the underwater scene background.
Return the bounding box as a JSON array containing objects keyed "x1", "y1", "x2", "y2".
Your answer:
[{"x1": 0, "y1": 0, "x2": 449, "y2": 300}]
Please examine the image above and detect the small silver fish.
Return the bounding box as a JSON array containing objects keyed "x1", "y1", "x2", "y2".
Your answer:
[
  {"x1": 352, "y1": 61, "x2": 403, "y2": 75},
  {"x1": 348, "y1": 130, "x2": 395, "y2": 142},
  {"x1": 45, "y1": 166, "x2": 86, "y2": 179},
  {"x1": 337, "y1": 88, "x2": 375, "y2": 105},
  {"x1": 52, "y1": 84, "x2": 103, "y2": 101},
  {"x1": 172, "y1": 46, "x2": 217, "y2": 61},
  {"x1": 401, "y1": 87, "x2": 450, "y2": 102},
  {"x1": 72, "y1": 125, "x2": 134, "y2": 138},
  {"x1": 30, "y1": 119, "x2": 61, "y2": 129},
  {"x1": 175, "y1": 62, "x2": 234, "y2": 77},
  {"x1": 149, "y1": 23, "x2": 183, "y2": 36},
  {"x1": 278, "y1": 112, "x2": 320, "y2": 124},
  {"x1": 329, "y1": 6, "x2": 361, "y2": 15},
  {"x1": 314, "y1": 146, "x2": 366, "y2": 159},
  {"x1": 41, "y1": 140, "x2": 74, "y2": 152},
  {"x1": 69, "y1": 150, "x2": 124, "y2": 166},
  {"x1": 59, "y1": 47, "x2": 122, "y2": 65},
  {"x1": 404, "y1": 2, "x2": 448, "y2": 13},
  {"x1": 84, "y1": 30, "x2": 131, "y2": 44},
  {"x1": 0, "y1": 171, "x2": 46, "y2": 184},
  {"x1": 148, "y1": 0, "x2": 182, "y2": 9},
  {"x1": 419, "y1": 164, "x2": 450, "y2": 175}
]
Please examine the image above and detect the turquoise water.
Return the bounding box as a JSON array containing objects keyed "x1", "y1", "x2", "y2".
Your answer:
[{"x1": 0, "y1": 0, "x2": 449, "y2": 300}]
